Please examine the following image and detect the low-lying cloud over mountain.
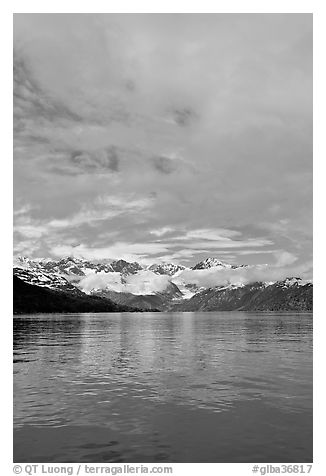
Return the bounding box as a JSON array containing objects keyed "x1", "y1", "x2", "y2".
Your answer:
[
  {"x1": 14, "y1": 255, "x2": 312, "y2": 297},
  {"x1": 78, "y1": 270, "x2": 171, "y2": 295},
  {"x1": 13, "y1": 255, "x2": 312, "y2": 313},
  {"x1": 176, "y1": 262, "x2": 309, "y2": 289}
]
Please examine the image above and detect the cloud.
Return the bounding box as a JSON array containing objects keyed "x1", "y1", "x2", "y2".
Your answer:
[
  {"x1": 179, "y1": 239, "x2": 273, "y2": 249},
  {"x1": 174, "y1": 254, "x2": 311, "y2": 288},
  {"x1": 68, "y1": 147, "x2": 120, "y2": 174},
  {"x1": 79, "y1": 269, "x2": 171, "y2": 295},
  {"x1": 167, "y1": 228, "x2": 274, "y2": 250},
  {"x1": 274, "y1": 250, "x2": 298, "y2": 267},
  {"x1": 13, "y1": 204, "x2": 34, "y2": 216},
  {"x1": 13, "y1": 51, "x2": 83, "y2": 125},
  {"x1": 152, "y1": 156, "x2": 179, "y2": 174},
  {"x1": 172, "y1": 107, "x2": 198, "y2": 127},
  {"x1": 14, "y1": 194, "x2": 153, "y2": 239},
  {"x1": 50, "y1": 242, "x2": 171, "y2": 263},
  {"x1": 125, "y1": 270, "x2": 171, "y2": 295},
  {"x1": 175, "y1": 228, "x2": 242, "y2": 241},
  {"x1": 150, "y1": 226, "x2": 175, "y2": 237},
  {"x1": 13, "y1": 14, "x2": 312, "y2": 269},
  {"x1": 78, "y1": 272, "x2": 124, "y2": 293},
  {"x1": 76, "y1": 250, "x2": 312, "y2": 296}
]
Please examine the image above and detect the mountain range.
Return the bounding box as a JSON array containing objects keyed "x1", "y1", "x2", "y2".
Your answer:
[{"x1": 13, "y1": 256, "x2": 313, "y2": 313}]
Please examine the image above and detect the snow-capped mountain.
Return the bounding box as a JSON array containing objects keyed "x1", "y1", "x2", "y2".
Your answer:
[
  {"x1": 191, "y1": 257, "x2": 245, "y2": 270},
  {"x1": 172, "y1": 278, "x2": 313, "y2": 312},
  {"x1": 278, "y1": 277, "x2": 312, "y2": 288},
  {"x1": 14, "y1": 255, "x2": 245, "y2": 280},
  {"x1": 109, "y1": 259, "x2": 144, "y2": 275},
  {"x1": 14, "y1": 256, "x2": 114, "y2": 276},
  {"x1": 13, "y1": 256, "x2": 184, "y2": 302},
  {"x1": 13, "y1": 256, "x2": 187, "y2": 284},
  {"x1": 13, "y1": 266, "x2": 82, "y2": 294},
  {"x1": 148, "y1": 262, "x2": 186, "y2": 276},
  {"x1": 13, "y1": 256, "x2": 313, "y2": 312}
]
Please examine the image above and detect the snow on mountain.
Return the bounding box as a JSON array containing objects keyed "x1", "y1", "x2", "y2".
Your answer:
[
  {"x1": 14, "y1": 255, "x2": 236, "y2": 280},
  {"x1": 277, "y1": 277, "x2": 312, "y2": 288},
  {"x1": 148, "y1": 262, "x2": 186, "y2": 276},
  {"x1": 13, "y1": 266, "x2": 82, "y2": 294},
  {"x1": 169, "y1": 257, "x2": 244, "y2": 298},
  {"x1": 109, "y1": 259, "x2": 144, "y2": 275},
  {"x1": 14, "y1": 255, "x2": 114, "y2": 276},
  {"x1": 14, "y1": 256, "x2": 50, "y2": 270},
  {"x1": 191, "y1": 257, "x2": 241, "y2": 270},
  {"x1": 13, "y1": 256, "x2": 312, "y2": 305},
  {"x1": 172, "y1": 278, "x2": 313, "y2": 312},
  {"x1": 13, "y1": 256, "x2": 188, "y2": 297}
]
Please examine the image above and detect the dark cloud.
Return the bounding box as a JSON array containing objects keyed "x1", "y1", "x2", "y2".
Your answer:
[
  {"x1": 13, "y1": 51, "x2": 83, "y2": 125},
  {"x1": 14, "y1": 49, "x2": 130, "y2": 131},
  {"x1": 152, "y1": 156, "x2": 179, "y2": 174},
  {"x1": 25, "y1": 135, "x2": 51, "y2": 145},
  {"x1": 106, "y1": 147, "x2": 120, "y2": 172},
  {"x1": 173, "y1": 107, "x2": 197, "y2": 127},
  {"x1": 65, "y1": 147, "x2": 120, "y2": 174},
  {"x1": 47, "y1": 165, "x2": 81, "y2": 177},
  {"x1": 124, "y1": 79, "x2": 136, "y2": 92},
  {"x1": 35, "y1": 146, "x2": 121, "y2": 177}
]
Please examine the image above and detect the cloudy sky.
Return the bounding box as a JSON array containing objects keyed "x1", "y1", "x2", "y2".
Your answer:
[{"x1": 13, "y1": 13, "x2": 312, "y2": 273}]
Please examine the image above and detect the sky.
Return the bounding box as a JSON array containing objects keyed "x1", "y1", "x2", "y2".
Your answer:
[{"x1": 13, "y1": 13, "x2": 312, "y2": 274}]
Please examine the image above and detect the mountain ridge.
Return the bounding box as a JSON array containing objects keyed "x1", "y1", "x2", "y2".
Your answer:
[
  {"x1": 13, "y1": 255, "x2": 313, "y2": 312},
  {"x1": 170, "y1": 278, "x2": 313, "y2": 312}
]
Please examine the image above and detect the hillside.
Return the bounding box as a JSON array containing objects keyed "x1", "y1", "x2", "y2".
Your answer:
[
  {"x1": 13, "y1": 275, "x2": 138, "y2": 314},
  {"x1": 171, "y1": 279, "x2": 313, "y2": 312}
]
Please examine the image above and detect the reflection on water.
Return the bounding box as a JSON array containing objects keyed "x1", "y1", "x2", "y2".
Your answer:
[{"x1": 14, "y1": 312, "x2": 312, "y2": 462}]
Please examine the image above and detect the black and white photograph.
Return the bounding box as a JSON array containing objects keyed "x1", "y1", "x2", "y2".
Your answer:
[{"x1": 13, "y1": 11, "x2": 313, "y2": 466}]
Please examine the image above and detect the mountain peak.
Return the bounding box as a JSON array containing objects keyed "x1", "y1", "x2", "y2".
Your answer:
[
  {"x1": 278, "y1": 277, "x2": 312, "y2": 288},
  {"x1": 192, "y1": 257, "x2": 233, "y2": 270},
  {"x1": 149, "y1": 262, "x2": 186, "y2": 276},
  {"x1": 109, "y1": 259, "x2": 144, "y2": 275}
]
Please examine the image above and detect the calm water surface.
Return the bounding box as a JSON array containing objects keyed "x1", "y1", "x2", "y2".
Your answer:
[{"x1": 14, "y1": 312, "x2": 313, "y2": 462}]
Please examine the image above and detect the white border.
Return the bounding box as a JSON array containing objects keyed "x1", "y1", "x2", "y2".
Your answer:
[{"x1": 2, "y1": 2, "x2": 324, "y2": 474}]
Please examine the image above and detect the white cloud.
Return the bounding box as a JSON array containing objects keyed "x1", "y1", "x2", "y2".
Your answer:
[
  {"x1": 79, "y1": 269, "x2": 171, "y2": 295},
  {"x1": 174, "y1": 228, "x2": 242, "y2": 241},
  {"x1": 77, "y1": 251, "x2": 312, "y2": 296},
  {"x1": 50, "y1": 242, "x2": 170, "y2": 263},
  {"x1": 174, "y1": 256, "x2": 309, "y2": 289},
  {"x1": 14, "y1": 204, "x2": 34, "y2": 216},
  {"x1": 79, "y1": 272, "x2": 123, "y2": 293},
  {"x1": 274, "y1": 250, "x2": 298, "y2": 267},
  {"x1": 48, "y1": 195, "x2": 153, "y2": 229},
  {"x1": 150, "y1": 226, "x2": 175, "y2": 237},
  {"x1": 124, "y1": 271, "x2": 171, "y2": 295},
  {"x1": 14, "y1": 194, "x2": 154, "y2": 239},
  {"x1": 180, "y1": 239, "x2": 273, "y2": 249}
]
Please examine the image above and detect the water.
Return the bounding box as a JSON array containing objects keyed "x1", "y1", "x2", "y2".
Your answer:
[{"x1": 13, "y1": 312, "x2": 312, "y2": 463}]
